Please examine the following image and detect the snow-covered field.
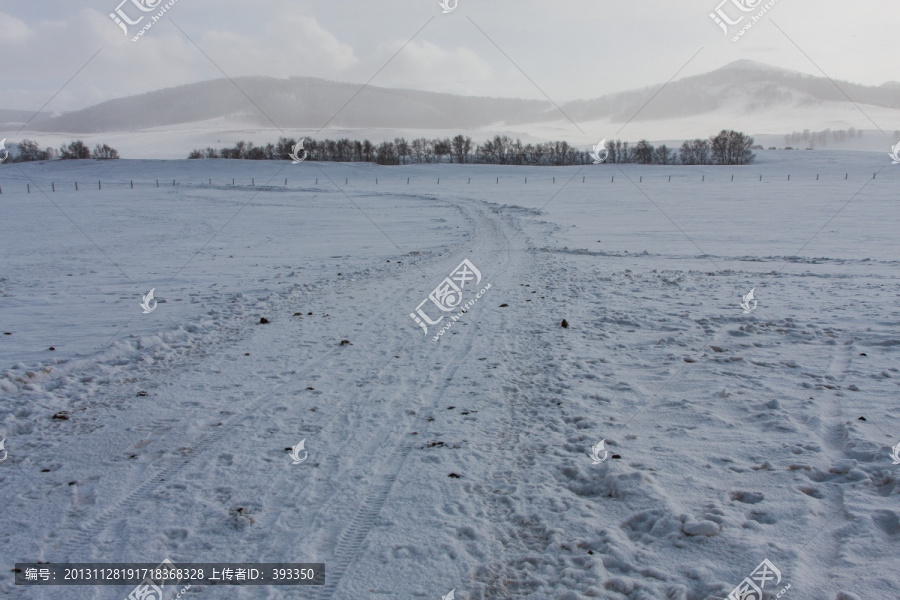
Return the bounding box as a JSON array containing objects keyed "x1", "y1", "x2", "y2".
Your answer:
[{"x1": 1, "y1": 150, "x2": 898, "y2": 599}]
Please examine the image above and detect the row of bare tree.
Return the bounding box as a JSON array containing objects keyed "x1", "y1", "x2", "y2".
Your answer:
[
  {"x1": 192, "y1": 135, "x2": 598, "y2": 165},
  {"x1": 604, "y1": 131, "x2": 756, "y2": 165},
  {"x1": 780, "y1": 127, "x2": 898, "y2": 148},
  {"x1": 3, "y1": 139, "x2": 119, "y2": 162},
  {"x1": 190, "y1": 130, "x2": 756, "y2": 166},
  {"x1": 191, "y1": 136, "x2": 481, "y2": 164}
]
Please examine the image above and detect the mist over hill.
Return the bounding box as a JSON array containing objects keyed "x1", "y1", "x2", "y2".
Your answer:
[
  {"x1": 556, "y1": 59, "x2": 900, "y2": 123},
  {"x1": 7, "y1": 60, "x2": 899, "y2": 136},
  {"x1": 17, "y1": 77, "x2": 548, "y2": 134},
  {"x1": 4, "y1": 60, "x2": 899, "y2": 159}
]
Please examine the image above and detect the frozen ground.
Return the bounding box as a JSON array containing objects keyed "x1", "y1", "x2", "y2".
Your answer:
[{"x1": 0, "y1": 150, "x2": 898, "y2": 599}]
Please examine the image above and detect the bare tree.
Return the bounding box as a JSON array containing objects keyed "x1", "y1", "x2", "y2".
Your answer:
[
  {"x1": 709, "y1": 130, "x2": 754, "y2": 165},
  {"x1": 394, "y1": 137, "x2": 410, "y2": 165},
  {"x1": 376, "y1": 141, "x2": 399, "y2": 165},
  {"x1": 451, "y1": 134, "x2": 472, "y2": 164},
  {"x1": 423, "y1": 139, "x2": 436, "y2": 163},
  {"x1": 59, "y1": 140, "x2": 91, "y2": 159},
  {"x1": 652, "y1": 144, "x2": 674, "y2": 165},
  {"x1": 679, "y1": 139, "x2": 711, "y2": 165},
  {"x1": 276, "y1": 136, "x2": 296, "y2": 158},
  {"x1": 16, "y1": 139, "x2": 47, "y2": 162},
  {"x1": 633, "y1": 140, "x2": 654, "y2": 164},
  {"x1": 410, "y1": 138, "x2": 426, "y2": 163},
  {"x1": 603, "y1": 139, "x2": 616, "y2": 164},
  {"x1": 431, "y1": 138, "x2": 450, "y2": 163}
]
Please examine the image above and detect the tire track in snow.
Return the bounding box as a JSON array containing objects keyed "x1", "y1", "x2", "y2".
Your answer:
[
  {"x1": 53, "y1": 252, "x2": 456, "y2": 560},
  {"x1": 307, "y1": 321, "x2": 488, "y2": 600},
  {"x1": 279, "y1": 199, "x2": 519, "y2": 599}
]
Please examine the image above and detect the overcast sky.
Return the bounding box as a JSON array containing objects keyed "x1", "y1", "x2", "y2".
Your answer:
[{"x1": 1, "y1": 0, "x2": 898, "y2": 113}]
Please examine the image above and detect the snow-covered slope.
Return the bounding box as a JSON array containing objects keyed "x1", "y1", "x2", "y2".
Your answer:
[
  {"x1": 6, "y1": 60, "x2": 900, "y2": 158},
  {"x1": 0, "y1": 152, "x2": 898, "y2": 599}
]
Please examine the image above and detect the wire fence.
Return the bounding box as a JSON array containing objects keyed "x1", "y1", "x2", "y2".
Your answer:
[{"x1": 0, "y1": 171, "x2": 890, "y2": 195}]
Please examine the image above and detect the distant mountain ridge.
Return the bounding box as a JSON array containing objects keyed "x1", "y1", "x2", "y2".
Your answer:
[
  {"x1": 8, "y1": 60, "x2": 900, "y2": 134},
  {"x1": 0, "y1": 109, "x2": 56, "y2": 128},
  {"x1": 18, "y1": 77, "x2": 548, "y2": 133},
  {"x1": 556, "y1": 60, "x2": 900, "y2": 124}
]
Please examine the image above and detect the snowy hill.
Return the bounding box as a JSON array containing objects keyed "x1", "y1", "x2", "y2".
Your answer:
[
  {"x1": 561, "y1": 59, "x2": 900, "y2": 123},
  {"x1": 17, "y1": 76, "x2": 547, "y2": 133},
  {"x1": 6, "y1": 61, "x2": 900, "y2": 157}
]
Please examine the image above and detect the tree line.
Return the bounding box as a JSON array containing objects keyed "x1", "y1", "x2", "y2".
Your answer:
[
  {"x1": 3, "y1": 139, "x2": 120, "y2": 162},
  {"x1": 189, "y1": 130, "x2": 757, "y2": 166},
  {"x1": 780, "y1": 127, "x2": 900, "y2": 149}
]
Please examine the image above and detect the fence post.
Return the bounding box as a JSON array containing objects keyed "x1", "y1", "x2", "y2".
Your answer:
[
  {"x1": 156, "y1": 179, "x2": 159, "y2": 187},
  {"x1": 173, "y1": 179, "x2": 176, "y2": 186},
  {"x1": 468, "y1": 178, "x2": 470, "y2": 184},
  {"x1": 131, "y1": 180, "x2": 134, "y2": 189},
  {"x1": 76, "y1": 182, "x2": 79, "y2": 191},
  {"x1": 873, "y1": 172, "x2": 876, "y2": 179},
  {"x1": 437, "y1": 178, "x2": 440, "y2": 184},
  {"x1": 611, "y1": 176, "x2": 614, "y2": 182},
  {"x1": 702, "y1": 175, "x2": 704, "y2": 182},
  {"x1": 232, "y1": 178, "x2": 234, "y2": 186},
  {"x1": 816, "y1": 174, "x2": 819, "y2": 180},
  {"x1": 845, "y1": 173, "x2": 848, "y2": 179},
  {"x1": 668, "y1": 175, "x2": 671, "y2": 182},
  {"x1": 99, "y1": 180, "x2": 101, "y2": 190},
  {"x1": 52, "y1": 182, "x2": 55, "y2": 192},
  {"x1": 582, "y1": 176, "x2": 585, "y2": 183},
  {"x1": 639, "y1": 176, "x2": 642, "y2": 182},
  {"x1": 788, "y1": 174, "x2": 790, "y2": 180},
  {"x1": 407, "y1": 178, "x2": 409, "y2": 184},
  {"x1": 731, "y1": 174, "x2": 734, "y2": 182},
  {"x1": 345, "y1": 178, "x2": 348, "y2": 185},
  {"x1": 252, "y1": 178, "x2": 254, "y2": 186},
  {"x1": 759, "y1": 175, "x2": 762, "y2": 181},
  {"x1": 27, "y1": 184, "x2": 30, "y2": 193},
  {"x1": 285, "y1": 178, "x2": 287, "y2": 186},
  {"x1": 553, "y1": 177, "x2": 555, "y2": 183},
  {"x1": 496, "y1": 177, "x2": 499, "y2": 184}
]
